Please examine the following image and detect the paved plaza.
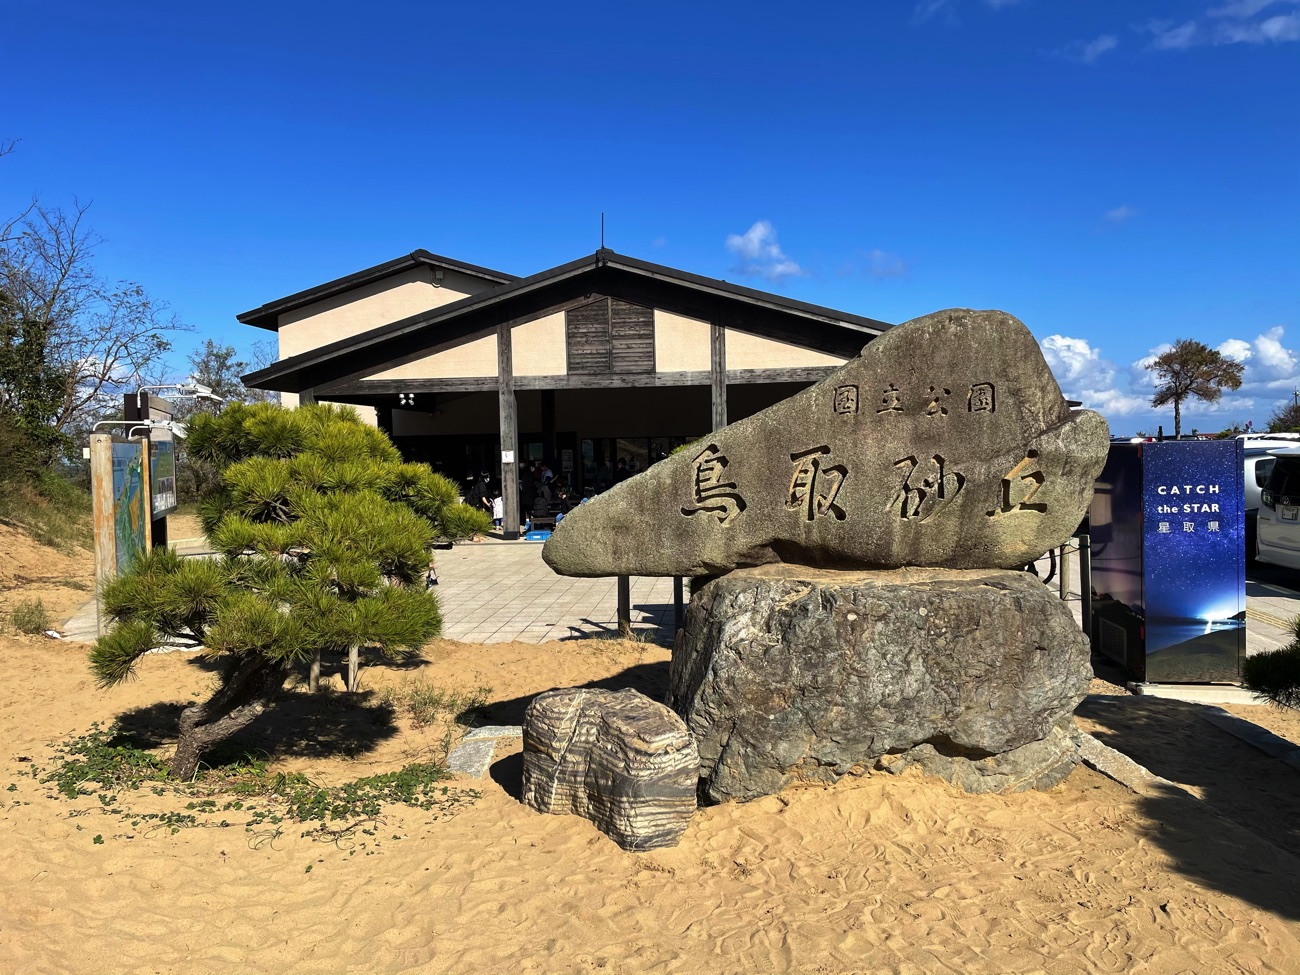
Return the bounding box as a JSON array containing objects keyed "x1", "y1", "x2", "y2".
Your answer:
[
  {"x1": 62, "y1": 534, "x2": 1300, "y2": 663},
  {"x1": 432, "y1": 537, "x2": 681, "y2": 644}
]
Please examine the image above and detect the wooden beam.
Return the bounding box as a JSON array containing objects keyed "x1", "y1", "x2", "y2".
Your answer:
[
  {"x1": 498, "y1": 321, "x2": 519, "y2": 540},
  {"x1": 710, "y1": 322, "x2": 727, "y2": 432},
  {"x1": 327, "y1": 366, "x2": 838, "y2": 398}
]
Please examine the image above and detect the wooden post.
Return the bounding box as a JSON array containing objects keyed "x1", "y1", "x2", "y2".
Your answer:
[
  {"x1": 347, "y1": 645, "x2": 360, "y2": 693},
  {"x1": 1059, "y1": 543, "x2": 1071, "y2": 601},
  {"x1": 309, "y1": 652, "x2": 321, "y2": 692},
  {"x1": 673, "y1": 577, "x2": 684, "y2": 633},
  {"x1": 498, "y1": 322, "x2": 520, "y2": 539},
  {"x1": 541, "y1": 390, "x2": 556, "y2": 467},
  {"x1": 299, "y1": 387, "x2": 316, "y2": 406},
  {"x1": 90, "y1": 434, "x2": 116, "y2": 638},
  {"x1": 710, "y1": 322, "x2": 727, "y2": 432},
  {"x1": 617, "y1": 576, "x2": 632, "y2": 639},
  {"x1": 138, "y1": 438, "x2": 153, "y2": 552}
]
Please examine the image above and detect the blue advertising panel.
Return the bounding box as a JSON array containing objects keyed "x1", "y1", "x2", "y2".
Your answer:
[
  {"x1": 111, "y1": 440, "x2": 147, "y2": 575},
  {"x1": 1141, "y1": 440, "x2": 1245, "y2": 682}
]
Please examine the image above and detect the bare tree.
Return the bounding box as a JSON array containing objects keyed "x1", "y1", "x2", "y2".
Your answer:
[
  {"x1": 0, "y1": 200, "x2": 191, "y2": 445},
  {"x1": 1147, "y1": 339, "x2": 1245, "y2": 439}
]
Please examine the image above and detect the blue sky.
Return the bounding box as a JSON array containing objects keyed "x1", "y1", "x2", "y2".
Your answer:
[{"x1": 3, "y1": 0, "x2": 1296, "y2": 434}]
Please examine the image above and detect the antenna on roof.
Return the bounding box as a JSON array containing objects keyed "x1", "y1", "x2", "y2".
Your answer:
[{"x1": 601, "y1": 212, "x2": 605, "y2": 250}]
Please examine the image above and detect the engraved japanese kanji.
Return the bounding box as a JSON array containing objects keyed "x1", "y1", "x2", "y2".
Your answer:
[
  {"x1": 968, "y1": 382, "x2": 995, "y2": 414},
  {"x1": 833, "y1": 385, "x2": 859, "y2": 415},
  {"x1": 680, "y1": 445, "x2": 747, "y2": 525},
  {"x1": 787, "y1": 446, "x2": 848, "y2": 521},
  {"x1": 890, "y1": 454, "x2": 965, "y2": 522},
  {"x1": 988, "y1": 449, "x2": 1047, "y2": 519}
]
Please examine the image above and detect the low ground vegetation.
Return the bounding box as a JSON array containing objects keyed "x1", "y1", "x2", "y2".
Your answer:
[
  {"x1": 21, "y1": 722, "x2": 479, "y2": 845},
  {"x1": 10, "y1": 598, "x2": 50, "y2": 635}
]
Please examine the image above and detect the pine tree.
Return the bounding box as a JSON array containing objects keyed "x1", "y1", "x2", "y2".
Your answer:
[
  {"x1": 90, "y1": 402, "x2": 492, "y2": 779},
  {"x1": 1147, "y1": 339, "x2": 1244, "y2": 439}
]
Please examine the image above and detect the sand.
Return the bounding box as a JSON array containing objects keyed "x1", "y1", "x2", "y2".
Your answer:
[{"x1": 2, "y1": 532, "x2": 1299, "y2": 974}]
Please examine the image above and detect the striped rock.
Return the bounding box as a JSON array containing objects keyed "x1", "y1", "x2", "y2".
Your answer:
[{"x1": 522, "y1": 688, "x2": 699, "y2": 851}]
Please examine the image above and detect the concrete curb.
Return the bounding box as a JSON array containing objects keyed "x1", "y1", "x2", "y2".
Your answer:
[
  {"x1": 1077, "y1": 731, "x2": 1190, "y2": 797},
  {"x1": 1199, "y1": 706, "x2": 1300, "y2": 775}
]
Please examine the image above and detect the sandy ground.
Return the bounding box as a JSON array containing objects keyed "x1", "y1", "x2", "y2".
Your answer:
[{"x1": 2, "y1": 532, "x2": 1299, "y2": 974}]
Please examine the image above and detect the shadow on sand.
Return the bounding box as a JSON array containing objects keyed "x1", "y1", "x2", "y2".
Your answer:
[
  {"x1": 477, "y1": 660, "x2": 671, "y2": 728},
  {"x1": 110, "y1": 682, "x2": 402, "y2": 768},
  {"x1": 1076, "y1": 693, "x2": 1300, "y2": 920}
]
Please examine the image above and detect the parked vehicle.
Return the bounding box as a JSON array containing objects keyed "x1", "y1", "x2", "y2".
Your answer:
[
  {"x1": 1256, "y1": 446, "x2": 1300, "y2": 570},
  {"x1": 1242, "y1": 440, "x2": 1300, "y2": 559}
]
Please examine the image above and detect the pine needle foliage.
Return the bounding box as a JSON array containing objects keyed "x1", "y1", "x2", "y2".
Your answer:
[
  {"x1": 1242, "y1": 646, "x2": 1300, "y2": 710},
  {"x1": 91, "y1": 402, "x2": 491, "y2": 778}
]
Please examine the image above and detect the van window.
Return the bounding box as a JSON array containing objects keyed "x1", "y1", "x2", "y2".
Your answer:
[
  {"x1": 1265, "y1": 458, "x2": 1300, "y2": 496},
  {"x1": 1255, "y1": 458, "x2": 1277, "y2": 487}
]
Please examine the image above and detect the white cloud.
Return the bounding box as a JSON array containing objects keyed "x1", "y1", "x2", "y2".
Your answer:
[
  {"x1": 1253, "y1": 325, "x2": 1296, "y2": 374},
  {"x1": 1057, "y1": 34, "x2": 1119, "y2": 63},
  {"x1": 724, "y1": 221, "x2": 804, "y2": 281},
  {"x1": 1145, "y1": 19, "x2": 1202, "y2": 49},
  {"x1": 1217, "y1": 11, "x2": 1300, "y2": 41},
  {"x1": 1104, "y1": 204, "x2": 1137, "y2": 224},
  {"x1": 1041, "y1": 335, "x2": 1153, "y2": 416},
  {"x1": 1219, "y1": 338, "x2": 1254, "y2": 362},
  {"x1": 1208, "y1": 0, "x2": 1296, "y2": 19}
]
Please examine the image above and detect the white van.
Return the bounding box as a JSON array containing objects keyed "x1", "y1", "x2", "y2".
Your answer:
[{"x1": 1255, "y1": 445, "x2": 1300, "y2": 569}]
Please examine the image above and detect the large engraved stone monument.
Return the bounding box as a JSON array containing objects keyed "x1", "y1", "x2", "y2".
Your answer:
[{"x1": 530, "y1": 308, "x2": 1108, "y2": 821}]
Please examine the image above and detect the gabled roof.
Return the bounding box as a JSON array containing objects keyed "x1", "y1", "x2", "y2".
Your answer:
[
  {"x1": 236, "y1": 249, "x2": 518, "y2": 331},
  {"x1": 243, "y1": 249, "x2": 894, "y2": 393}
]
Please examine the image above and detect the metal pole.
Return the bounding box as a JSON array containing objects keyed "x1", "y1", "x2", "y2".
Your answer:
[{"x1": 1078, "y1": 534, "x2": 1092, "y2": 638}]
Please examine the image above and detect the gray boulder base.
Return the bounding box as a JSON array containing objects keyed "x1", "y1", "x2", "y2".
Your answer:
[
  {"x1": 668, "y1": 565, "x2": 1092, "y2": 803},
  {"x1": 522, "y1": 688, "x2": 700, "y2": 851},
  {"x1": 544, "y1": 308, "x2": 1109, "y2": 577}
]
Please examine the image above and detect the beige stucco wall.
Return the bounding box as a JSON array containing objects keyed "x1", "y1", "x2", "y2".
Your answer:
[
  {"x1": 513, "y1": 313, "x2": 566, "y2": 376},
  {"x1": 654, "y1": 311, "x2": 711, "y2": 372},
  {"x1": 272, "y1": 264, "x2": 500, "y2": 426},
  {"x1": 723, "y1": 328, "x2": 846, "y2": 369},
  {"x1": 373, "y1": 333, "x2": 498, "y2": 380},
  {"x1": 277, "y1": 266, "x2": 488, "y2": 359}
]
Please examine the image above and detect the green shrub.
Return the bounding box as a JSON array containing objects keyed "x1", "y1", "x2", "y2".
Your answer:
[
  {"x1": 92, "y1": 403, "x2": 485, "y2": 780},
  {"x1": 11, "y1": 598, "x2": 51, "y2": 635}
]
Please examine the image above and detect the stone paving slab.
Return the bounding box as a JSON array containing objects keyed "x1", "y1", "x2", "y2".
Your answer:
[
  {"x1": 445, "y1": 738, "x2": 497, "y2": 777},
  {"x1": 432, "y1": 539, "x2": 681, "y2": 645},
  {"x1": 463, "y1": 724, "x2": 523, "y2": 741}
]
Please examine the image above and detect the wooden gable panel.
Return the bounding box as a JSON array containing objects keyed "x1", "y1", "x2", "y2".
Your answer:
[
  {"x1": 610, "y1": 298, "x2": 654, "y2": 374},
  {"x1": 566, "y1": 298, "x2": 611, "y2": 374}
]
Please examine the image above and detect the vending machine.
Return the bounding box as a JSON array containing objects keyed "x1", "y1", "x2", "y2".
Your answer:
[{"x1": 1088, "y1": 440, "x2": 1246, "y2": 683}]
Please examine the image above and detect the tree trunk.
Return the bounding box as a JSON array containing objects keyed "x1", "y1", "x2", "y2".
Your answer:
[
  {"x1": 1174, "y1": 398, "x2": 1182, "y2": 440},
  {"x1": 346, "y1": 645, "x2": 360, "y2": 693},
  {"x1": 169, "y1": 655, "x2": 288, "y2": 780}
]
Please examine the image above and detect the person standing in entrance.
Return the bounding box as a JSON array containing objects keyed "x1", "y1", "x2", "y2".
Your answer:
[
  {"x1": 613, "y1": 458, "x2": 631, "y2": 485},
  {"x1": 471, "y1": 472, "x2": 492, "y2": 517}
]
